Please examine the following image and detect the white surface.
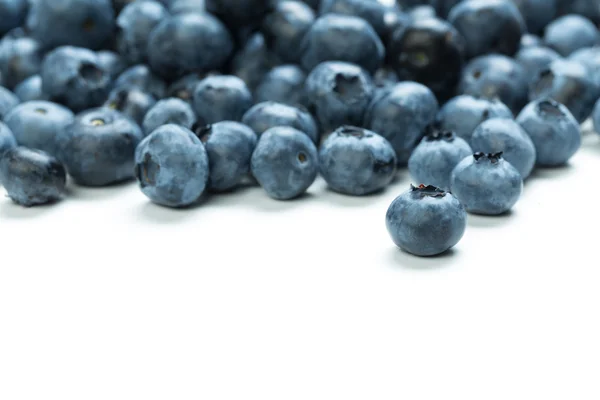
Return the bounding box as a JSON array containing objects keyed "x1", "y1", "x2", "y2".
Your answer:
[{"x1": 1, "y1": 130, "x2": 600, "y2": 400}]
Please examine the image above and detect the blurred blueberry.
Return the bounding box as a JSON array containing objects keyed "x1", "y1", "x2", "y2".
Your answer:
[
  {"x1": 0, "y1": 0, "x2": 29, "y2": 37},
  {"x1": 166, "y1": 73, "x2": 202, "y2": 103},
  {"x1": 510, "y1": 0, "x2": 557, "y2": 35},
  {"x1": 0, "y1": 121, "x2": 17, "y2": 155},
  {"x1": 515, "y1": 46, "x2": 561, "y2": 84},
  {"x1": 544, "y1": 14, "x2": 599, "y2": 57},
  {"x1": 319, "y1": 0, "x2": 392, "y2": 38},
  {"x1": 242, "y1": 101, "x2": 319, "y2": 143},
  {"x1": 205, "y1": 0, "x2": 274, "y2": 29},
  {"x1": 192, "y1": 75, "x2": 253, "y2": 125},
  {"x1": 519, "y1": 34, "x2": 543, "y2": 49},
  {"x1": 569, "y1": 47, "x2": 600, "y2": 85},
  {"x1": 230, "y1": 33, "x2": 279, "y2": 91},
  {"x1": 113, "y1": 64, "x2": 167, "y2": 99},
  {"x1": 96, "y1": 51, "x2": 127, "y2": 80},
  {"x1": 142, "y1": 98, "x2": 196, "y2": 135},
  {"x1": 255, "y1": 65, "x2": 308, "y2": 107},
  {"x1": 262, "y1": 1, "x2": 315, "y2": 63},
  {"x1": 0, "y1": 86, "x2": 19, "y2": 120},
  {"x1": 168, "y1": 0, "x2": 205, "y2": 14},
  {"x1": 373, "y1": 67, "x2": 399, "y2": 89},
  {"x1": 103, "y1": 87, "x2": 156, "y2": 125},
  {"x1": 0, "y1": 34, "x2": 42, "y2": 90},
  {"x1": 593, "y1": 98, "x2": 600, "y2": 135},
  {"x1": 397, "y1": 0, "x2": 463, "y2": 19},
  {"x1": 557, "y1": 0, "x2": 600, "y2": 25}
]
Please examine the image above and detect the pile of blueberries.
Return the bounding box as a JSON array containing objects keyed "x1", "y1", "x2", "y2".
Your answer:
[{"x1": 0, "y1": 0, "x2": 600, "y2": 257}]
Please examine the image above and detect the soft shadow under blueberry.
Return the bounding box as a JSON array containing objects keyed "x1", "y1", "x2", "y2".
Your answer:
[
  {"x1": 467, "y1": 210, "x2": 514, "y2": 228},
  {"x1": 250, "y1": 191, "x2": 316, "y2": 212},
  {"x1": 135, "y1": 199, "x2": 202, "y2": 224},
  {"x1": 388, "y1": 247, "x2": 458, "y2": 270},
  {"x1": 69, "y1": 179, "x2": 135, "y2": 201},
  {"x1": 0, "y1": 198, "x2": 62, "y2": 219},
  {"x1": 321, "y1": 187, "x2": 388, "y2": 207},
  {"x1": 527, "y1": 163, "x2": 574, "y2": 181}
]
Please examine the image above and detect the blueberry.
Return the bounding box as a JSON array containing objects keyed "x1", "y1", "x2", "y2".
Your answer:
[
  {"x1": 96, "y1": 51, "x2": 127, "y2": 81},
  {"x1": 397, "y1": 0, "x2": 463, "y2": 19},
  {"x1": 519, "y1": 33, "x2": 543, "y2": 49},
  {"x1": 408, "y1": 130, "x2": 473, "y2": 191},
  {"x1": 0, "y1": 0, "x2": 28, "y2": 37},
  {"x1": 142, "y1": 98, "x2": 196, "y2": 136},
  {"x1": 135, "y1": 124, "x2": 209, "y2": 207},
  {"x1": 389, "y1": 17, "x2": 465, "y2": 101},
  {"x1": 300, "y1": 14, "x2": 385, "y2": 74},
  {"x1": 593, "y1": 98, "x2": 600, "y2": 135},
  {"x1": 407, "y1": 5, "x2": 436, "y2": 20},
  {"x1": 168, "y1": 0, "x2": 206, "y2": 14},
  {"x1": 0, "y1": 147, "x2": 66, "y2": 207},
  {"x1": 255, "y1": 65, "x2": 308, "y2": 107},
  {"x1": 262, "y1": 1, "x2": 315, "y2": 63},
  {"x1": 373, "y1": 66, "x2": 400, "y2": 89},
  {"x1": 319, "y1": 0, "x2": 392, "y2": 38},
  {"x1": 166, "y1": 73, "x2": 202, "y2": 103},
  {"x1": 458, "y1": 54, "x2": 529, "y2": 115},
  {"x1": 41, "y1": 46, "x2": 111, "y2": 112},
  {"x1": 147, "y1": 12, "x2": 234, "y2": 80},
  {"x1": 104, "y1": 87, "x2": 157, "y2": 125},
  {"x1": 242, "y1": 101, "x2": 319, "y2": 143},
  {"x1": 529, "y1": 59, "x2": 600, "y2": 123},
  {"x1": 230, "y1": 33, "x2": 279, "y2": 92},
  {"x1": 470, "y1": 118, "x2": 536, "y2": 179},
  {"x1": 557, "y1": 0, "x2": 600, "y2": 25},
  {"x1": 510, "y1": 0, "x2": 557, "y2": 35},
  {"x1": 113, "y1": 64, "x2": 167, "y2": 99},
  {"x1": 59, "y1": 108, "x2": 143, "y2": 186},
  {"x1": 195, "y1": 121, "x2": 257, "y2": 192},
  {"x1": 364, "y1": 81, "x2": 438, "y2": 164},
  {"x1": 0, "y1": 121, "x2": 16, "y2": 155},
  {"x1": 0, "y1": 86, "x2": 19, "y2": 120},
  {"x1": 515, "y1": 46, "x2": 561, "y2": 84},
  {"x1": 27, "y1": 0, "x2": 115, "y2": 50},
  {"x1": 569, "y1": 47, "x2": 600, "y2": 85},
  {"x1": 305, "y1": 61, "x2": 374, "y2": 134},
  {"x1": 4, "y1": 100, "x2": 74, "y2": 157},
  {"x1": 451, "y1": 152, "x2": 523, "y2": 215},
  {"x1": 251, "y1": 126, "x2": 318, "y2": 200},
  {"x1": 192, "y1": 75, "x2": 253, "y2": 125},
  {"x1": 0, "y1": 34, "x2": 42, "y2": 90},
  {"x1": 319, "y1": 126, "x2": 397, "y2": 196},
  {"x1": 544, "y1": 14, "x2": 599, "y2": 57},
  {"x1": 435, "y1": 95, "x2": 513, "y2": 142},
  {"x1": 205, "y1": 0, "x2": 274, "y2": 29},
  {"x1": 116, "y1": 0, "x2": 169, "y2": 65},
  {"x1": 386, "y1": 184, "x2": 467, "y2": 257},
  {"x1": 517, "y1": 99, "x2": 581, "y2": 167},
  {"x1": 448, "y1": 0, "x2": 525, "y2": 59}
]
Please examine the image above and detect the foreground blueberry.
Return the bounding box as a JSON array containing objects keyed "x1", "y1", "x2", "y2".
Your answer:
[
  {"x1": 544, "y1": 14, "x2": 599, "y2": 57},
  {"x1": 0, "y1": 86, "x2": 19, "y2": 120},
  {"x1": 451, "y1": 152, "x2": 523, "y2": 215},
  {"x1": 386, "y1": 184, "x2": 467, "y2": 257},
  {"x1": 408, "y1": 130, "x2": 472, "y2": 191},
  {"x1": 0, "y1": 147, "x2": 66, "y2": 207},
  {"x1": 59, "y1": 108, "x2": 143, "y2": 186},
  {"x1": 142, "y1": 98, "x2": 196, "y2": 136},
  {"x1": 0, "y1": 121, "x2": 16, "y2": 155},
  {"x1": 135, "y1": 124, "x2": 209, "y2": 207},
  {"x1": 517, "y1": 99, "x2": 581, "y2": 167},
  {"x1": 192, "y1": 75, "x2": 253, "y2": 125},
  {"x1": 0, "y1": 33, "x2": 42, "y2": 90},
  {"x1": 319, "y1": 126, "x2": 397, "y2": 196},
  {"x1": 251, "y1": 126, "x2": 318, "y2": 200},
  {"x1": 255, "y1": 65, "x2": 308, "y2": 107},
  {"x1": 242, "y1": 101, "x2": 318, "y2": 143},
  {"x1": 104, "y1": 87, "x2": 156, "y2": 125},
  {"x1": 195, "y1": 122, "x2": 257, "y2": 192}
]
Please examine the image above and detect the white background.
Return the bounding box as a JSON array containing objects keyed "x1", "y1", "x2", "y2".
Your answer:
[{"x1": 1, "y1": 127, "x2": 600, "y2": 399}]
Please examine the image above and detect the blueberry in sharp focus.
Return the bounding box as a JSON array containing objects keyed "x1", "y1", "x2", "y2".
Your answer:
[
  {"x1": 544, "y1": 14, "x2": 599, "y2": 57},
  {"x1": 448, "y1": 0, "x2": 525, "y2": 59},
  {"x1": 0, "y1": 86, "x2": 19, "y2": 120},
  {"x1": 319, "y1": 125, "x2": 397, "y2": 196},
  {"x1": 135, "y1": 124, "x2": 209, "y2": 208},
  {"x1": 529, "y1": 59, "x2": 600, "y2": 123},
  {"x1": 192, "y1": 75, "x2": 253, "y2": 125},
  {"x1": 408, "y1": 130, "x2": 472, "y2": 192},
  {"x1": 96, "y1": 51, "x2": 127, "y2": 81},
  {"x1": 59, "y1": 108, "x2": 143, "y2": 186},
  {"x1": 103, "y1": 87, "x2": 156, "y2": 125},
  {"x1": 41, "y1": 46, "x2": 111, "y2": 112},
  {"x1": 517, "y1": 99, "x2": 581, "y2": 167},
  {"x1": 229, "y1": 32, "x2": 279, "y2": 92},
  {"x1": 242, "y1": 101, "x2": 319, "y2": 144},
  {"x1": 435, "y1": 95, "x2": 513, "y2": 142},
  {"x1": 510, "y1": 0, "x2": 557, "y2": 35},
  {"x1": 319, "y1": 0, "x2": 392, "y2": 38},
  {"x1": 0, "y1": 147, "x2": 66, "y2": 207},
  {"x1": 0, "y1": 121, "x2": 17, "y2": 155},
  {"x1": 0, "y1": 0, "x2": 28, "y2": 37},
  {"x1": 27, "y1": 0, "x2": 115, "y2": 50},
  {"x1": 251, "y1": 126, "x2": 318, "y2": 200},
  {"x1": 4, "y1": 100, "x2": 74, "y2": 157},
  {"x1": 386, "y1": 184, "x2": 467, "y2": 257},
  {"x1": 514, "y1": 46, "x2": 561, "y2": 84},
  {"x1": 195, "y1": 121, "x2": 257, "y2": 192},
  {"x1": 305, "y1": 61, "x2": 374, "y2": 134},
  {"x1": 166, "y1": 74, "x2": 202, "y2": 104},
  {"x1": 0, "y1": 33, "x2": 42, "y2": 90},
  {"x1": 255, "y1": 65, "x2": 308, "y2": 108},
  {"x1": 389, "y1": 17, "x2": 465, "y2": 101},
  {"x1": 113, "y1": 64, "x2": 167, "y2": 100},
  {"x1": 300, "y1": 14, "x2": 385, "y2": 74},
  {"x1": 142, "y1": 98, "x2": 196, "y2": 136},
  {"x1": 451, "y1": 152, "x2": 523, "y2": 215},
  {"x1": 470, "y1": 118, "x2": 536, "y2": 179},
  {"x1": 364, "y1": 81, "x2": 438, "y2": 165}
]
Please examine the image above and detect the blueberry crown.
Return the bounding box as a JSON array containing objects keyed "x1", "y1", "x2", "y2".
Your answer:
[
  {"x1": 410, "y1": 184, "x2": 447, "y2": 198},
  {"x1": 537, "y1": 99, "x2": 564, "y2": 117},
  {"x1": 425, "y1": 129, "x2": 455, "y2": 142},
  {"x1": 473, "y1": 152, "x2": 503, "y2": 164},
  {"x1": 337, "y1": 125, "x2": 368, "y2": 138}
]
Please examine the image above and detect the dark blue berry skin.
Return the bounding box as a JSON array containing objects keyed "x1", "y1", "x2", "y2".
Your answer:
[
  {"x1": 300, "y1": 14, "x2": 385, "y2": 74},
  {"x1": 230, "y1": 33, "x2": 279, "y2": 92},
  {"x1": 517, "y1": 99, "x2": 581, "y2": 167},
  {"x1": 435, "y1": 95, "x2": 513, "y2": 142},
  {"x1": 113, "y1": 64, "x2": 167, "y2": 100},
  {"x1": 96, "y1": 51, "x2": 127, "y2": 81},
  {"x1": 142, "y1": 98, "x2": 196, "y2": 136},
  {"x1": 168, "y1": 0, "x2": 206, "y2": 14},
  {"x1": 529, "y1": 59, "x2": 600, "y2": 123},
  {"x1": 458, "y1": 54, "x2": 529, "y2": 115},
  {"x1": 59, "y1": 108, "x2": 143, "y2": 186},
  {"x1": 319, "y1": 126, "x2": 397, "y2": 196},
  {"x1": 511, "y1": 0, "x2": 557, "y2": 35},
  {"x1": 4, "y1": 100, "x2": 74, "y2": 157},
  {"x1": 0, "y1": 86, "x2": 19, "y2": 120},
  {"x1": 195, "y1": 121, "x2": 257, "y2": 192},
  {"x1": 569, "y1": 47, "x2": 600, "y2": 85},
  {"x1": 593, "y1": 98, "x2": 600, "y2": 135},
  {"x1": 135, "y1": 124, "x2": 209, "y2": 208},
  {"x1": 0, "y1": 121, "x2": 16, "y2": 155},
  {"x1": 397, "y1": 0, "x2": 463, "y2": 19},
  {"x1": 27, "y1": 0, "x2": 115, "y2": 50},
  {"x1": 305, "y1": 61, "x2": 374, "y2": 134},
  {"x1": 0, "y1": 0, "x2": 28, "y2": 37},
  {"x1": 373, "y1": 67, "x2": 399, "y2": 89},
  {"x1": 364, "y1": 81, "x2": 438, "y2": 165},
  {"x1": 544, "y1": 15, "x2": 599, "y2": 57},
  {"x1": 471, "y1": 118, "x2": 536, "y2": 179},
  {"x1": 242, "y1": 101, "x2": 319, "y2": 143},
  {"x1": 408, "y1": 131, "x2": 472, "y2": 192},
  {"x1": 251, "y1": 126, "x2": 318, "y2": 200},
  {"x1": 255, "y1": 65, "x2": 308, "y2": 107},
  {"x1": 519, "y1": 34, "x2": 543, "y2": 49},
  {"x1": 407, "y1": 5, "x2": 436, "y2": 20},
  {"x1": 166, "y1": 73, "x2": 202, "y2": 104},
  {"x1": 515, "y1": 46, "x2": 561, "y2": 84},
  {"x1": 557, "y1": 0, "x2": 600, "y2": 25},
  {"x1": 451, "y1": 152, "x2": 523, "y2": 215},
  {"x1": 386, "y1": 184, "x2": 467, "y2": 257},
  {"x1": 41, "y1": 46, "x2": 111, "y2": 113},
  {"x1": 262, "y1": 1, "x2": 315, "y2": 64},
  {"x1": 192, "y1": 75, "x2": 253, "y2": 125},
  {"x1": 319, "y1": 0, "x2": 392, "y2": 38},
  {"x1": 0, "y1": 147, "x2": 66, "y2": 207},
  {"x1": 0, "y1": 34, "x2": 42, "y2": 90},
  {"x1": 116, "y1": 0, "x2": 169, "y2": 65},
  {"x1": 147, "y1": 13, "x2": 234, "y2": 81},
  {"x1": 448, "y1": 0, "x2": 525, "y2": 59},
  {"x1": 103, "y1": 88, "x2": 157, "y2": 125},
  {"x1": 205, "y1": 0, "x2": 273, "y2": 29}
]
